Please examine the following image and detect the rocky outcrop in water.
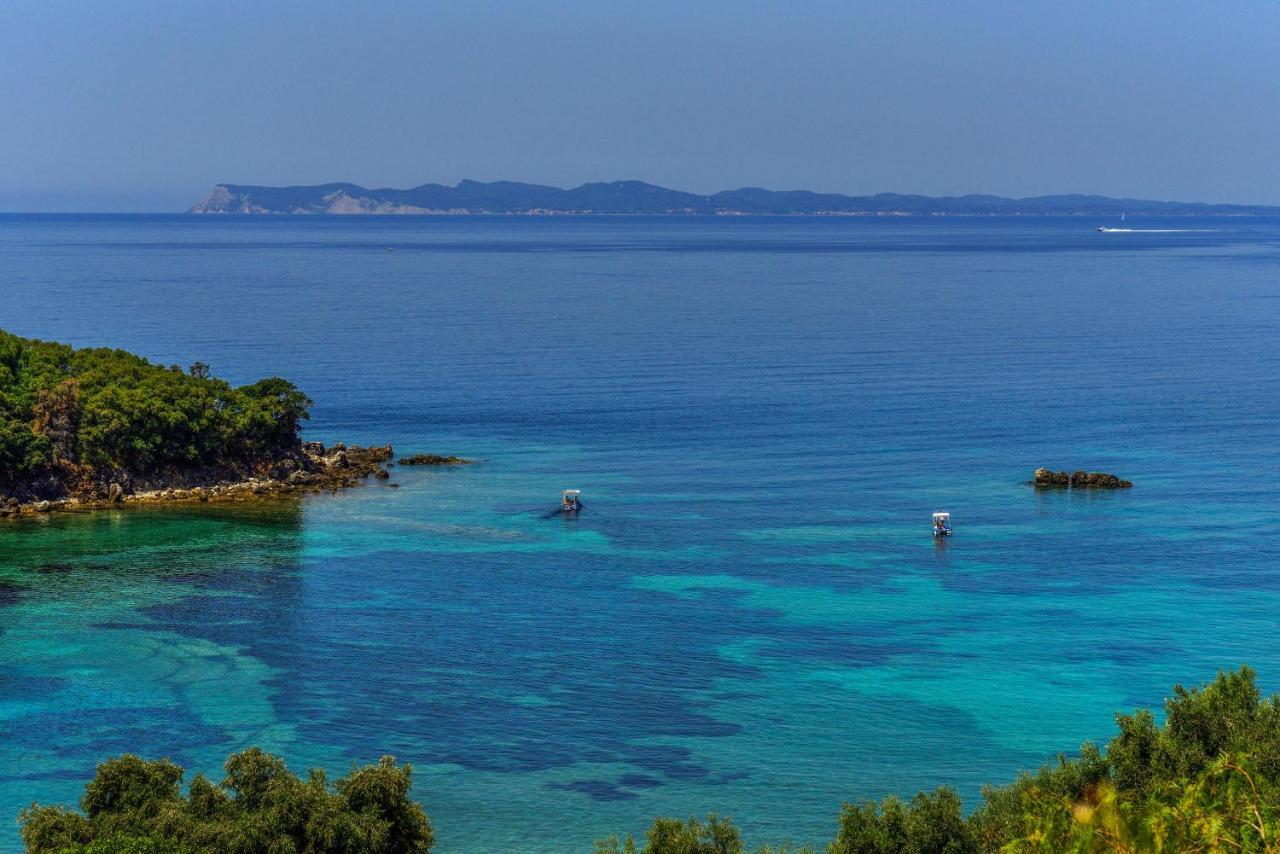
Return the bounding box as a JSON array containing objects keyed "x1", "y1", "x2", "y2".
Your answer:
[
  {"x1": 397, "y1": 454, "x2": 472, "y2": 466},
  {"x1": 1033, "y1": 468, "x2": 1132, "y2": 488}
]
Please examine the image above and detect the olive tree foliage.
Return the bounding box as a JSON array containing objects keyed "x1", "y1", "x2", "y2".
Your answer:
[
  {"x1": 0, "y1": 330, "x2": 312, "y2": 483},
  {"x1": 595, "y1": 668, "x2": 1280, "y2": 854},
  {"x1": 593, "y1": 814, "x2": 742, "y2": 854},
  {"x1": 18, "y1": 669, "x2": 1280, "y2": 853},
  {"x1": 593, "y1": 814, "x2": 815, "y2": 854},
  {"x1": 1007, "y1": 754, "x2": 1280, "y2": 852},
  {"x1": 20, "y1": 748, "x2": 433, "y2": 854},
  {"x1": 830, "y1": 788, "x2": 976, "y2": 854}
]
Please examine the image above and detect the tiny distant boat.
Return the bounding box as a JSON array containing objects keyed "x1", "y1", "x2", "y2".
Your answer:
[
  {"x1": 1098, "y1": 213, "x2": 1126, "y2": 232},
  {"x1": 561, "y1": 489, "x2": 582, "y2": 513},
  {"x1": 932, "y1": 511, "x2": 952, "y2": 537}
]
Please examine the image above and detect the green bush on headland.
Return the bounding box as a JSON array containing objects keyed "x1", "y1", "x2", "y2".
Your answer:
[
  {"x1": 21, "y1": 668, "x2": 1280, "y2": 852},
  {"x1": 0, "y1": 330, "x2": 310, "y2": 496}
]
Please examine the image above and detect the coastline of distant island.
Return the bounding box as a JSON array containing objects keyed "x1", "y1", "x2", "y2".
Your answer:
[{"x1": 189, "y1": 179, "x2": 1280, "y2": 217}]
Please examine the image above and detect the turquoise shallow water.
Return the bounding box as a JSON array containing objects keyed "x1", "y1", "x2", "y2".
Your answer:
[{"x1": 2, "y1": 214, "x2": 1280, "y2": 850}]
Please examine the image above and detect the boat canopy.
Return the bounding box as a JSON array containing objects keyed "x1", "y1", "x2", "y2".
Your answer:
[
  {"x1": 563, "y1": 489, "x2": 581, "y2": 497},
  {"x1": 933, "y1": 512, "x2": 950, "y2": 523}
]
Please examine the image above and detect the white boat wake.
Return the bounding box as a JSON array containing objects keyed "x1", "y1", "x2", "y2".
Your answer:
[{"x1": 1096, "y1": 227, "x2": 1219, "y2": 233}]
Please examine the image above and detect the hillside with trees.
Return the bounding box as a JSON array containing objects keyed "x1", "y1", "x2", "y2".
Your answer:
[
  {"x1": 0, "y1": 330, "x2": 311, "y2": 503},
  {"x1": 597, "y1": 666, "x2": 1280, "y2": 852},
  {"x1": 21, "y1": 750, "x2": 432, "y2": 853}
]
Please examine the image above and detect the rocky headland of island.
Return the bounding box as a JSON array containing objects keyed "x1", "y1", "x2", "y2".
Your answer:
[{"x1": 0, "y1": 330, "x2": 469, "y2": 518}]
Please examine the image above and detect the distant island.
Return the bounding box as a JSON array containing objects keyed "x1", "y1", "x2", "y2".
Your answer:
[{"x1": 189, "y1": 180, "x2": 1280, "y2": 216}]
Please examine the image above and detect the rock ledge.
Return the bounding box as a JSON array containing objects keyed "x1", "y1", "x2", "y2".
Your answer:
[
  {"x1": 1, "y1": 443, "x2": 409, "y2": 517},
  {"x1": 397, "y1": 454, "x2": 472, "y2": 466}
]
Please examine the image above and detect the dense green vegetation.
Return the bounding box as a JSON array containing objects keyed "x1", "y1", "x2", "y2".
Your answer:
[
  {"x1": 21, "y1": 749, "x2": 432, "y2": 853},
  {"x1": 22, "y1": 668, "x2": 1280, "y2": 852},
  {"x1": 593, "y1": 666, "x2": 1280, "y2": 853},
  {"x1": 0, "y1": 330, "x2": 310, "y2": 494}
]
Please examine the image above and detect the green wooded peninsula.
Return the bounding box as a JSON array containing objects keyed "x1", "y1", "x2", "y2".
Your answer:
[
  {"x1": 22, "y1": 667, "x2": 1280, "y2": 853},
  {"x1": 0, "y1": 330, "x2": 310, "y2": 506}
]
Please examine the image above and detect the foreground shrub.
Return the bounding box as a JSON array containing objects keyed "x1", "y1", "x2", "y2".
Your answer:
[
  {"x1": 20, "y1": 748, "x2": 432, "y2": 853},
  {"x1": 595, "y1": 667, "x2": 1280, "y2": 853},
  {"x1": 24, "y1": 668, "x2": 1280, "y2": 852}
]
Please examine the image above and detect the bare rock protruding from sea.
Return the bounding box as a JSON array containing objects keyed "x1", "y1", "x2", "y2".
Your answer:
[
  {"x1": 397, "y1": 454, "x2": 472, "y2": 466},
  {"x1": 1033, "y1": 468, "x2": 1132, "y2": 488}
]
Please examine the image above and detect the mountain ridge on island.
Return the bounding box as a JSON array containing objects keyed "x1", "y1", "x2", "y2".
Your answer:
[{"x1": 189, "y1": 179, "x2": 1280, "y2": 216}]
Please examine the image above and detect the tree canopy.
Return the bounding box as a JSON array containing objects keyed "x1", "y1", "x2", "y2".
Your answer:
[
  {"x1": 21, "y1": 749, "x2": 432, "y2": 854},
  {"x1": 19, "y1": 670, "x2": 1280, "y2": 852},
  {"x1": 0, "y1": 330, "x2": 309, "y2": 490},
  {"x1": 593, "y1": 667, "x2": 1280, "y2": 853}
]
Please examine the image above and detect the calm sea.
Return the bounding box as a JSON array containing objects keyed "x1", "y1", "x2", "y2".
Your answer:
[{"x1": 2, "y1": 214, "x2": 1279, "y2": 851}]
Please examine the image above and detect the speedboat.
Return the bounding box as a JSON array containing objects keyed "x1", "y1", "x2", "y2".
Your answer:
[{"x1": 932, "y1": 511, "x2": 952, "y2": 537}]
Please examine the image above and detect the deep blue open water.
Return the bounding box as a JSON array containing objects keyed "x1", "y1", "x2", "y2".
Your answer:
[{"x1": 2, "y1": 214, "x2": 1279, "y2": 850}]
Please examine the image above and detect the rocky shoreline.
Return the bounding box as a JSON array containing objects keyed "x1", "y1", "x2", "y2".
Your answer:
[{"x1": 0, "y1": 443, "x2": 471, "y2": 518}]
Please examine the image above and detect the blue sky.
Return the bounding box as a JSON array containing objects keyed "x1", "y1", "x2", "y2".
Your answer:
[{"x1": 2, "y1": 0, "x2": 1278, "y2": 210}]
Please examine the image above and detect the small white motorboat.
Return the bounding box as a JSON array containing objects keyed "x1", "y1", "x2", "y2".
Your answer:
[
  {"x1": 561, "y1": 489, "x2": 582, "y2": 512},
  {"x1": 932, "y1": 511, "x2": 952, "y2": 537}
]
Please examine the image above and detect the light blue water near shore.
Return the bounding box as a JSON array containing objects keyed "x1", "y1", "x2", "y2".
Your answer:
[{"x1": 2, "y1": 214, "x2": 1280, "y2": 850}]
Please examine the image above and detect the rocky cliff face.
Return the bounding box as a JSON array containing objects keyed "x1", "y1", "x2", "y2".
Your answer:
[
  {"x1": 189, "y1": 185, "x2": 272, "y2": 213},
  {"x1": 319, "y1": 191, "x2": 448, "y2": 214},
  {"x1": 190, "y1": 185, "x2": 458, "y2": 214}
]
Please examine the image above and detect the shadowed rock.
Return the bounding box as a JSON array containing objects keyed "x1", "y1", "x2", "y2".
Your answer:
[
  {"x1": 1033, "y1": 467, "x2": 1132, "y2": 488},
  {"x1": 397, "y1": 454, "x2": 472, "y2": 466}
]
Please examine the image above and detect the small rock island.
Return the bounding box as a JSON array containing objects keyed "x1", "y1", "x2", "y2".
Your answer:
[
  {"x1": 1033, "y1": 468, "x2": 1133, "y2": 489},
  {"x1": 0, "y1": 330, "x2": 460, "y2": 516},
  {"x1": 398, "y1": 454, "x2": 471, "y2": 466}
]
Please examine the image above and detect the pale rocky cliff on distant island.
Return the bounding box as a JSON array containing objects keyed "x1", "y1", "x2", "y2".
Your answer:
[{"x1": 190, "y1": 185, "x2": 460, "y2": 215}]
